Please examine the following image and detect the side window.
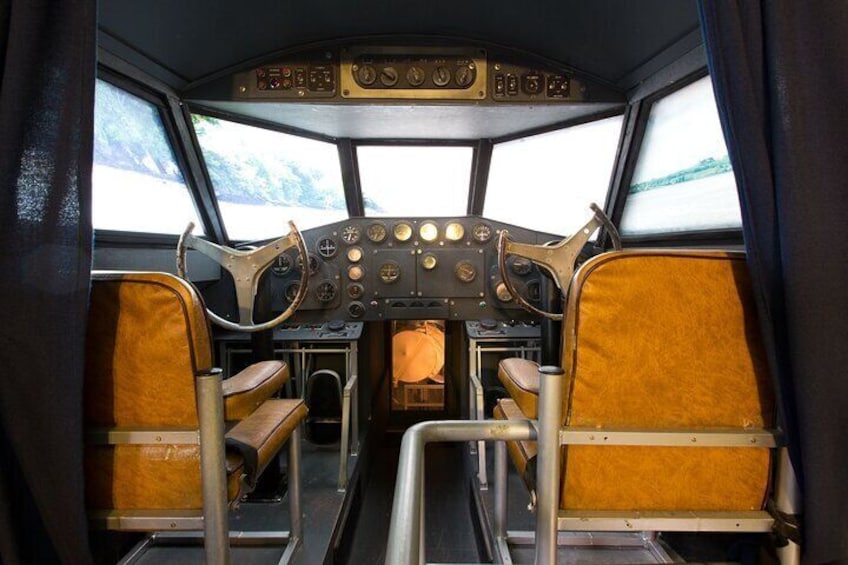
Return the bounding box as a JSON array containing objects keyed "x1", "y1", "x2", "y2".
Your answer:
[
  {"x1": 484, "y1": 115, "x2": 624, "y2": 236},
  {"x1": 620, "y1": 76, "x2": 742, "y2": 236},
  {"x1": 93, "y1": 79, "x2": 202, "y2": 234},
  {"x1": 192, "y1": 115, "x2": 346, "y2": 241}
]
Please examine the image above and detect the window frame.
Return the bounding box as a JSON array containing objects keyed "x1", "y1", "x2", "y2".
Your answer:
[
  {"x1": 93, "y1": 69, "x2": 210, "y2": 246},
  {"x1": 610, "y1": 69, "x2": 744, "y2": 247}
]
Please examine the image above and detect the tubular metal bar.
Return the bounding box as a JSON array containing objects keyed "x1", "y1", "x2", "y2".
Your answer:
[
  {"x1": 494, "y1": 440, "x2": 508, "y2": 540},
  {"x1": 196, "y1": 371, "x2": 230, "y2": 565},
  {"x1": 775, "y1": 448, "x2": 802, "y2": 565},
  {"x1": 384, "y1": 420, "x2": 537, "y2": 565},
  {"x1": 535, "y1": 366, "x2": 564, "y2": 565},
  {"x1": 288, "y1": 425, "x2": 303, "y2": 545}
]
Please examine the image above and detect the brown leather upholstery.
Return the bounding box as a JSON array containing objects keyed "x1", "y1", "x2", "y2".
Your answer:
[
  {"x1": 85, "y1": 272, "x2": 213, "y2": 428},
  {"x1": 84, "y1": 271, "x2": 307, "y2": 514},
  {"x1": 494, "y1": 399, "x2": 537, "y2": 482},
  {"x1": 497, "y1": 358, "x2": 540, "y2": 419},
  {"x1": 223, "y1": 360, "x2": 289, "y2": 421},
  {"x1": 499, "y1": 250, "x2": 775, "y2": 512},
  {"x1": 226, "y1": 399, "x2": 307, "y2": 485}
]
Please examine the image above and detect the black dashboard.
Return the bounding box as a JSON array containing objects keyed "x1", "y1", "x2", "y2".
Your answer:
[{"x1": 258, "y1": 217, "x2": 557, "y2": 323}]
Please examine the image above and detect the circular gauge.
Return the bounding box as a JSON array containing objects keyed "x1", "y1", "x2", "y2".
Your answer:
[
  {"x1": 367, "y1": 222, "x2": 388, "y2": 243},
  {"x1": 379, "y1": 261, "x2": 401, "y2": 284},
  {"x1": 341, "y1": 225, "x2": 361, "y2": 244},
  {"x1": 356, "y1": 64, "x2": 377, "y2": 86},
  {"x1": 346, "y1": 246, "x2": 363, "y2": 263},
  {"x1": 406, "y1": 66, "x2": 425, "y2": 87},
  {"x1": 316, "y1": 281, "x2": 337, "y2": 303},
  {"x1": 347, "y1": 283, "x2": 364, "y2": 299},
  {"x1": 284, "y1": 282, "x2": 301, "y2": 303},
  {"x1": 295, "y1": 253, "x2": 320, "y2": 275},
  {"x1": 347, "y1": 264, "x2": 364, "y2": 282},
  {"x1": 495, "y1": 281, "x2": 514, "y2": 302},
  {"x1": 455, "y1": 260, "x2": 477, "y2": 283},
  {"x1": 271, "y1": 254, "x2": 291, "y2": 276},
  {"x1": 316, "y1": 237, "x2": 337, "y2": 259},
  {"x1": 433, "y1": 66, "x2": 451, "y2": 87},
  {"x1": 419, "y1": 221, "x2": 439, "y2": 242},
  {"x1": 421, "y1": 253, "x2": 438, "y2": 271},
  {"x1": 348, "y1": 301, "x2": 365, "y2": 318},
  {"x1": 511, "y1": 257, "x2": 533, "y2": 276},
  {"x1": 472, "y1": 223, "x2": 493, "y2": 243},
  {"x1": 393, "y1": 222, "x2": 413, "y2": 242},
  {"x1": 445, "y1": 221, "x2": 465, "y2": 242}
]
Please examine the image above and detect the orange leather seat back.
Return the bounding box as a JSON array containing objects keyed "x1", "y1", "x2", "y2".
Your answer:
[
  {"x1": 84, "y1": 272, "x2": 220, "y2": 510},
  {"x1": 559, "y1": 251, "x2": 775, "y2": 511}
]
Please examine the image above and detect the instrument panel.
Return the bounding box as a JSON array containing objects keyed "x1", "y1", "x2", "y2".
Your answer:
[{"x1": 263, "y1": 217, "x2": 551, "y2": 322}]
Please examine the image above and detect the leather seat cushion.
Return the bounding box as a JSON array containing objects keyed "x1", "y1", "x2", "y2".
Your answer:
[
  {"x1": 225, "y1": 399, "x2": 307, "y2": 489},
  {"x1": 223, "y1": 360, "x2": 289, "y2": 420},
  {"x1": 497, "y1": 358, "x2": 540, "y2": 419},
  {"x1": 493, "y1": 399, "x2": 537, "y2": 490},
  {"x1": 85, "y1": 446, "x2": 244, "y2": 510}
]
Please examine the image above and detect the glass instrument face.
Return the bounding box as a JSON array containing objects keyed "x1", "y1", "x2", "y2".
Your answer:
[
  {"x1": 341, "y1": 224, "x2": 361, "y2": 244},
  {"x1": 347, "y1": 246, "x2": 363, "y2": 263},
  {"x1": 379, "y1": 261, "x2": 401, "y2": 283},
  {"x1": 421, "y1": 253, "x2": 437, "y2": 270},
  {"x1": 271, "y1": 254, "x2": 291, "y2": 276},
  {"x1": 444, "y1": 221, "x2": 465, "y2": 242},
  {"x1": 454, "y1": 260, "x2": 476, "y2": 282},
  {"x1": 367, "y1": 222, "x2": 388, "y2": 243},
  {"x1": 472, "y1": 222, "x2": 492, "y2": 243},
  {"x1": 284, "y1": 282, "x2": 301, "y2": 302},
  {"x1": 347, "y1": 264, "x2": 364, "y2": 281},
  {"x1": 393, "y1": 222, "x2": 413, "y2": 242},
  {"x1": 418, "y1": 221, "x2": 438, "y2": 242},
  {"x1": 511, "y1": 257, "x2": 532, "y2": 275}
]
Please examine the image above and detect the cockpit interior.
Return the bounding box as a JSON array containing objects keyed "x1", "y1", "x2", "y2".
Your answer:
[{"x1": 2, "y1": 1, "x2": 847, "y2": 564}]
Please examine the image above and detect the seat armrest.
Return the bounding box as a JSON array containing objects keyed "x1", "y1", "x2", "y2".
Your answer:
[{"x1": 223, "y1": 360, "x2": 289, "y2": 421}]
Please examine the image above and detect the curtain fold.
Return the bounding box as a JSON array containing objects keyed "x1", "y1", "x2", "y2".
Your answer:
[
  {"x1": 0, "y1": 0, "x2": 95, "y2": 563},
  {"x1": 699, "y1": 2, "x2": 848, "y2": 563}
]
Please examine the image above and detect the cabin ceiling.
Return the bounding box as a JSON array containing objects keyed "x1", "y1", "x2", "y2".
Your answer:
[
  {"x1": 98, "y1": 0, "x2": 703, "y2": 138},
  {"x1": 98, "y1": 0, "x2": 701, "y2": 91}
]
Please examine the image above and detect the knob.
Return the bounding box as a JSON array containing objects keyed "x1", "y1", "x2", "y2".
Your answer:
[
  {"x1": 432, "y1": 66, "x2": 451, "y2": 87},
  {"x1": 356, "y1": 64, "x2": 377, "y2": 86},
  {"x1": 455, "y1": 66, "x2": 475, "y2": 87},
  {"x1": 406, "y1": 66, "x2": 425, "y2": 87},
  {"x1": 380, "y1": 66, "x2": 399, "y2": 87}
]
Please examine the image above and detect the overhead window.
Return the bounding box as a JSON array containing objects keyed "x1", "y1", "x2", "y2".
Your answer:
[
  {"x1": 93, "y1": 79, "x2": 202, "y2": 234},
  {"x1": 620, "y1": 76, "x2": 742, "y2": 236},
  {"x1": 192, "y1": 115, "x2": 346, "y2": 241},
  {"x1": 484, "y1": 115, "x2": 623, "y2": 236},
  {"x1": 358, "y1": 146, "x2": 472, "y2": 217}
]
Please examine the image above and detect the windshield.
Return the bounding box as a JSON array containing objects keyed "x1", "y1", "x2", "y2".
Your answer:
[
  {"x1": 192, "y1": 115, "x2": 347, "y2": 240},
  {"x1": 484, "y1": 115, "x2": 623, "y2": 236},
  {"x1": 358, "y1": 145, "x2": 473, "y2": 217}
]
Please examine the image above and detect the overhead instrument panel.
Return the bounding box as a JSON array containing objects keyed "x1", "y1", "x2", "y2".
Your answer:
[
  {"x1": 340, "y1": 46, "x2": 487, "y2": 100},
  {"x1": 256, "y1": 218, "x2": 554, "y2": 323}
]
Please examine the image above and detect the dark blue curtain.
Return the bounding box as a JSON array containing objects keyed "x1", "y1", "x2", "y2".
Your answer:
[
  {"x1": 0, "y1": 0, "x2": 95, "y2": 563},
  {"x1": 699, "y1": 2, "x2": 848, "y2": 563}
]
